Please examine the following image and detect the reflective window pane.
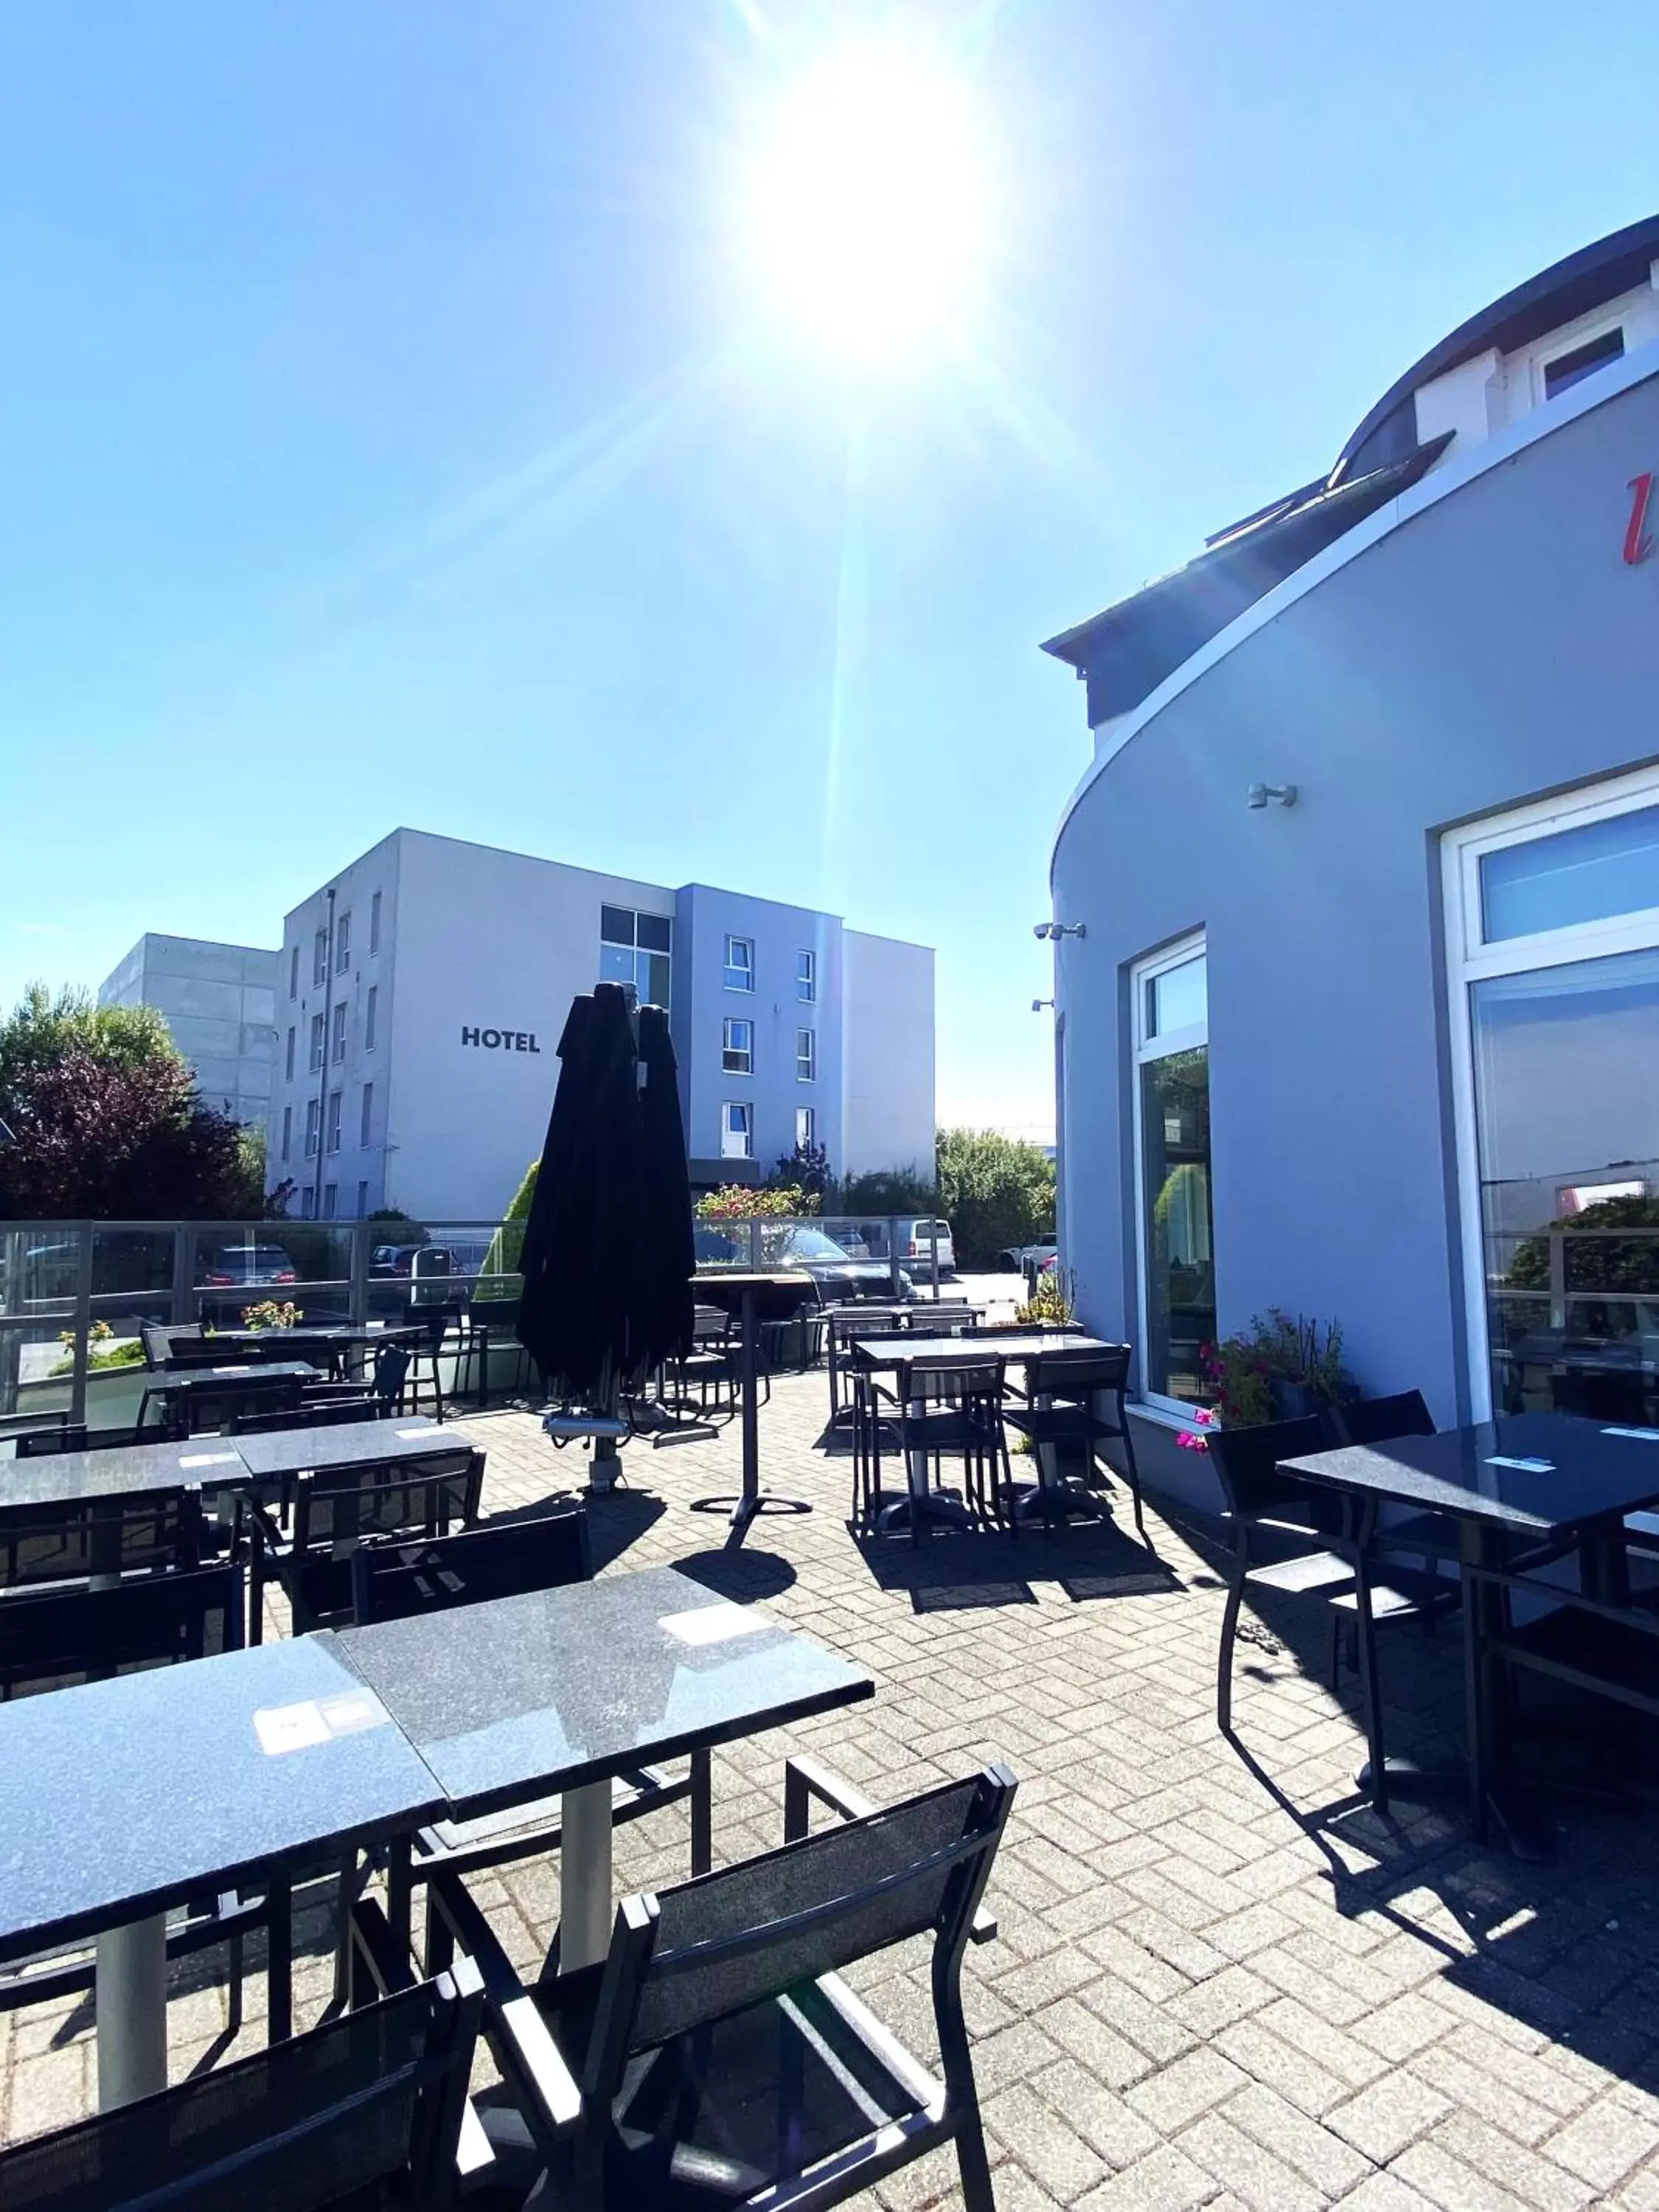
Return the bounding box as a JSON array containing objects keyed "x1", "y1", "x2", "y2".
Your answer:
[
  {"x1": 636, "y1": 913, "x2": 672, "y2": 954},
  {"x1": 598, "y1": 944, "x2": 633, "y2": 984},
  {"x1": 1480, "y1": 804, "x2": 1659, "y2": 942},
  {"x1": 645, "y1": 953, "x2": 672, "y2": 1008},
  {"x1": 599, "y1": 905, "x2": 635, "y2": 947},
  {"x1": 1147, "y1": 953, "x2": 1207, "y2": 1039},
  {"x1": 1141, "y1": 1046, "x2": 1214, "y2": 1403},
  {"x1": 1470, "y1": 946, "x2": 1659, "y2": 1418}
]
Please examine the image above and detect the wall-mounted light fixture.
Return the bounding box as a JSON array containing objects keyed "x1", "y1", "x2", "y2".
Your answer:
[
  {"x1": 1246, "y1": 782, "x2": 1298, "y2": 810},
  {"x1": 1031, "y1": 998, "x2": 1054, "y2": 1013},
  {"x1": 1032, "y1": 921, "x2": 1087, "y2": 940}
]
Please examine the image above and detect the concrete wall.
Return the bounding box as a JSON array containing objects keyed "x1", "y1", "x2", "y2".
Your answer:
[
  {"x1": 674, "y1": 884, "x2": 844, "y2": 1176},
  {"x1": 1051, "y1": 357, "x2": 1659, "y2": 1459},
  {"x1": 99, "y1": 933, "x2": 277, "y2": 1127},
  {"x1": 841, "y1": 929, "x2": 936, "y2": 1180}
]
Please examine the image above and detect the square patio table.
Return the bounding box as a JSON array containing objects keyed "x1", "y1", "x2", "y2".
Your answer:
[
  {"x1": 0, "y1": 1436, "x2": 243, "y2": 1510},
  {"x1": 335, "y1": 1563, "x2": 874, "y2": 1967},
  {"x1": 227, "y1": 1414, "x2": 455, "y2": 1487},
  {"x1": 1281, "y1": 1411, "x2": 1659, "y2": 1849},
  {"x1": 0, "y1": 1631, "x2": 443, "y2": 2110}
]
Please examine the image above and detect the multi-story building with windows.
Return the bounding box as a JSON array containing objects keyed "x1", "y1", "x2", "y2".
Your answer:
[
  {"x1": 97, "y1": 933, "x2": 278, "y2": 1127},
  {"x1": 1040, "y1": 212, "x2": 1659, "y2": 1503},
  {"x1": 266, "y1": 828, "x2": 933, "y2": 1220}
]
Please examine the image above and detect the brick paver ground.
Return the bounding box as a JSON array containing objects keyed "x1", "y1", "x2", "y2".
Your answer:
[{"x1": 5, "y1": 1370, "x2": 1659, "y2": 2210}]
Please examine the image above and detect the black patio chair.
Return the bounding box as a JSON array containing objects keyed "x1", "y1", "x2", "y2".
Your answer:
[
  {"x1": 1331, "y1": 1389, "x2": 1461, "y2": 1582},
  {"x1": 247, "y1": 1446, "x2": 484, "y2": 1638},
  {"x1": 0, "y1": 1564, "x2": 257, "y2": 2027},
  {"x1": 228, "y1": 1397, "x2": 381, "y2": 1436},
  {"x1": 846, "y1": 1343, "x2": 908, "y2": 1524},
  {"x1": 139, "y1": 1368, "x2": 307, "y2": 1439},
  {"x1": 1466, "y1": 1559, "x2": 1659, "y2": 1843},
  {"x1": 888, "y1": 1355, "x2": 1015, "y2": 1545},
  {"x1": 426, "y1": 1759, "x2": 1018, "y2": 2212},
  {"x1": 999, "y1": 1345, "x2": 1144, "y2": 1537},
  {"x1": 1208, "y1": 1415, "x2": 1453, "y2": 1809},
  {"x1": 403, "y1": 1300, "x2": 471, "y2": 1420},
  {"x1": 672, "y1": 1307, "x2": 740, "y2": 1422},
  {"x1": 0, "y1": 1902, "x2": 490, "y2": 2212},
  {"x1": 826, "y1": 1307, "x2": 908, "y2": 1423},
  {"x1": 347, "y1": 1506, "x2": 712, "y2": 1913},
  {"x1": 0, "y1": 1486, "x2": 205, "y2": 1594}
]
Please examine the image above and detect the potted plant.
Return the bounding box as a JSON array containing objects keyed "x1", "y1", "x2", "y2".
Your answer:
[
  {"x1": 243, "y1": 1299, "x2": 300, "y2": 1332},
  {"x1": 1185, "y1": 1310, "x2": 1353, "y2": 1441}
]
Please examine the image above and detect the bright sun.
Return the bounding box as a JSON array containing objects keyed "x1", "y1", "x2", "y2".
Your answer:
[{"x1": 740, "y1": 38, "x2": 990, "y2": 370}]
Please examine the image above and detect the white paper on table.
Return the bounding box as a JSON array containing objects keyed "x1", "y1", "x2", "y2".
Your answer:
[
  {"x1": 659, "y1": 1602, "x2": 771, "y2": 1647},
  {"x1": 179, "y1": 1452, "x2": 240, "y2": 1469},
  {"x1": 1601, "y1": 1426, "x2": 1659, "y2": 1441},
  {"x1": 254, "y1": 1701, "x2": 332, "y2": 1755},
  {"x1": 394, "y1": 1428, "x2": 434, "y2": 1440},
  {"x1": 1485, "y1": 1455, "x2": 1554, "y2": 1472}
]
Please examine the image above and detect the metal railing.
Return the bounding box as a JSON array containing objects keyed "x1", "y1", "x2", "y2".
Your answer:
[{"x1": 0, "y1": 1212, "x2": 958, "y2": 1426}]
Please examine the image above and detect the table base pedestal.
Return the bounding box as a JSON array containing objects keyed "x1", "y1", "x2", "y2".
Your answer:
[
  {"x1": 560, "y1": 1782, "x2": 614, "y2": 1971},
  {"x1": 97, "y1": 1916, "x2": 168, "y2": 2110}
]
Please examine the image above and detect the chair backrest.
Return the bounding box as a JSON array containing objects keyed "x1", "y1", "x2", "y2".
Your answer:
[
  {"x1": 1334, "y1": 1390, "x2": 1434, "y2": 1447},
  {"x1": 1203, "y1": 1414, "x2": 1335, "y2": 1523},
  {"x1": 229, "y1": 1399, "x2": 379, "y2": 1436},
  {"x1": 369, "y1": 1342, "x2": 411, "y2": 1402},
  {"x1": 0, "y1": 1955, "x2": 481, "y2": 2210},
  {"x1": 139, "y1": 1322, "x2": 173, "y2": 1373},
  {"x1": 897, "y1": 1354, "x2": 1005, "y2": 1409},
  {"x1": 834, "y1": 1310, "x2": 905, "y2": 1346},
  {"x1": 605, "y1": 1767, "x2": 1017, "y2": 2064},
  {"x1": 1550, "y1": 1370, "x2": 1649, "y2": 1425},
  {"x1": 352, "y1": 1506, "x2": 591, "y2": 1624},
  {"x1": 0, "y1": 1489, "x2": 205, "y2": 1593},
  {"x1": 15, "y1": 1425, "x2": 91, "y2": 1459},
  {"x1": 291, "y1": 1450, "x2": 484, "y2": 1557},
  {"x1": 1025, "y1": 1346, "x2": 1133, "y2": 1399},
  {"x1": 175, "y1": 1373, "x2": 305, "y2": 1436},
  {"x1": 0, "y1": 1562, "x2": 244, "y2": 1700}
]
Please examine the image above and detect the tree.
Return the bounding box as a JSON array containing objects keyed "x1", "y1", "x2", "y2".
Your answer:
[
  {"x1": 934, "y1": 1128, "x2": 1055, "y2": 1268},
  {"x1": 0, "y1": 983, "x2": 265, "y2": 1220},
  {"x1": 838, "y1": 1164, "x2": 936, "y2": 1213},
  {"x1": 768, "y1": 1141, "x2": 830, "y2": 1210}
]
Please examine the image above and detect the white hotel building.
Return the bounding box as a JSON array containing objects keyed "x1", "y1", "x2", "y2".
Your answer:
[{"x1": 265, "y1": 828, "x2": 935, "y2": 1222}]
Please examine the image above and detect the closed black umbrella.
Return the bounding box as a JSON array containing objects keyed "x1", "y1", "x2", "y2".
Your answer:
[{"x1": 516, "y1": 981, "x2": 691, "y2": 1405}]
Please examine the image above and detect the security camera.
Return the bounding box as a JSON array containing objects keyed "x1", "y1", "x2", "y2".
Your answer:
[{"x1": 1032, "y1": 922, "x2": 1054, "y2": 941}]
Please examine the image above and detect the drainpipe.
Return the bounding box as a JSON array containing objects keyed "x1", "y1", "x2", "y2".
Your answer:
[{"x1": 316, "y1": 888, "x2": 335, "y2": 1222}]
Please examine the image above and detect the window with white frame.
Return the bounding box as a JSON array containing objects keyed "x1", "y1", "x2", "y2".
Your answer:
[
  {"x1": 285, "y1": 1026, "x2": 295, "y2": 1081},
  {"x1": 331, "y1": 1001, "x2": 348, "y2": 1062},
  {"x1": 1444, "y1": 768, "x2": 1659, "y2": 1424},
  {"x1": 599, "y1": 905, "x2": 672, "y2": 1007},
  {"x1": 288, "y1": 945, "x2": 299, "y2": 999},
  {"x1": 721, "y1": 1017, "x2": 753, "y2": 1074},
  {"x1": 304, "y1": 1099, "x2": 321, "y2": 1158},
  {"x1": 309, "y1": 1013, "x2": 325, "y2": 1072},
  {"x1": 281, "y1": 1106, "x2": 291, "y2": 1162},
  {"x1": 796, "y1": 1105, "x2": 815, "y2": 1151},
  {"x1": 723, "y1": 935, "x2": 754, "y2": 992},
  {"x1": 313, "y1": 929, "x2": 328, "y2": 987},
  {"x1": 335, "y1": 912, "x2": 351, "y2": 973},
  {"x1": 796, "y1": 949, "x2": 816, "y2": 1003},
  {"x1": 365, "y1": 986, "x2": 378, "y2": 1051},
  {"x1": 796, "y1": 1028, "x2": 815, "y2": 1082},
  {"x1": 1132, "y1": 934, "x2": 1214, "y2": 1410},
  {"x1": 326, "y1": 1090, "x2": 342, "y2": 1153},
  {"x1": 721, "y1": 1102, "x2": 753, "y2": 1158},
  {"x1": 369, "y1": 890, "x2": 382, "y2": 954},
  {"x1": 360, "y1": 1081, "x2": 373, "y2": 1147},
  {"x1": 323, "y1": 1182, "x2": 338, "y2": 1220},
  {"x1": 301, "y1": 1186, "x2": 316, "y2": 1219},
  {"x1": 357, "y1": 1178, "x2": 369, "y2": 1217}
]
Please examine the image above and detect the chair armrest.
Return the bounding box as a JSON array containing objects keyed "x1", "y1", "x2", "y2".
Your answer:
[
  {"x1": 426, "y1": 1871, "x2": 582, "y2": 2142},
  {"x1": 783, "y1": 1758, "x2": 998, "y2": 1944}
]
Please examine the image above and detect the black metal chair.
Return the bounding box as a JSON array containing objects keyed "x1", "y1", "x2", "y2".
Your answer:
[
  {"x1": 13, "y1": 1424, "x2": 157, "y2": 1458},
  {"x1": 139, "y1": 1368, "x2": 307, "y2": 1439},
  {"x1": 0, "y1": 1902, "x2": 490, "y2": 2212},
  {"x1": 1331, "y1": 1388, "x2": 1460, "y2": 1585},
  {"x1": 403, "y1": 1301, "x2": 470, "y2": 1420},
  {"x1": 672, "y1": 1307, "x2": 740, "y2": 1422},
  {"x1": 846, "y1": 1339, "x2": 908, "y2": 1524},
  {"x1": 427, "y1": 1759, "x2": 1018, "y2": 2212},
  {"x1": 1208, "y1": 1414, "x2": 1453, "y2": 1809},
  {"x1": 347, "y1": 1507, "x2": 713, "y2": 1911},
  {"x1": 1000, "y1": 1345, "x2": 1144, "y2": 1537},
  {"x1": 826, "y1": 1307, "x2": 908, "y2": 1424},
  {"x1": 0, "y1": 1487, "x2": 205, "y2": 1594},
  {"x1": 887, "y1": 1356, "x2": 1015, "y2": 1545},
  {"x1": 247, "y1": 1447, "x2": 484, "y2": 1638},
  {"x1": 228, "y1": 1398, "x2": 380, "y2": 1436}
]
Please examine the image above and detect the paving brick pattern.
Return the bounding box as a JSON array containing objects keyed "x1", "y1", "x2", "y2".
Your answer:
[{"x1": 4, "y1": 1370, "x2": 1659, "y2": 2210}]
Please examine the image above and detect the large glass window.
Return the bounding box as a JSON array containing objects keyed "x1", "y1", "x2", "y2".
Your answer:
[
  {"x1": 1133, "y1": 938, "x2": 1214, "y2": 1409},
  {"x1": 721, "y1": 1102, "x2": 752, "y2": 1158},
  {"x1": 797, "y1": 950, "x2": 816, "y2": 1003},
  {"x1": 796, "y1": 1028, "x2": 815, "y2": 1082},
  {"x1": 599, "y1": 905, "x2": 672, "y2": 1008},
  {"x1": 721, "y1": 1018, "x2": 753, "y2": 1074},
  {"x1": 723, "y1": 935, "x2": 754, "y2": 992},
  {"x1": 1448, "y1": 773, "x2": 1659, "y2": 1422}
]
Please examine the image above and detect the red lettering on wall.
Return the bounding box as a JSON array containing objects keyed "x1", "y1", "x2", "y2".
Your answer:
[{"x1": 1624, "y1": 473, "x2": 1655, "y2": 566}]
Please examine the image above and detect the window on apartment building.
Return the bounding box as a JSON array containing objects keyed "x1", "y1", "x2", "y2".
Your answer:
[
  {"x1": 323, "y1": 1183, "x2": 338, "y2": 1220},
  {"x1": 721, "y1": 1017, "x2": 754, "y2": 1074},
  {"x1": 335, "y1": 911, "x2": 351, "y2": 973},
  {"x1": 369, "y1": 890, "x2": 382, "y2": 954},
  {"x1": 720, "y1": 1102, "x2": 753, "y2": 1159},
  {"x1": 1542, "y1": 327, "x2": 1624, "y2": 401},
  {"x1": 796, "y1": 1028, "x2": 815, "y2": 1082},
  {"x1": 796, "y1": 950, "x2": 816, "y2": 1003},
  {"x1": 332, "y1": 1002, "x2": 348, "y2": 1062},
  {"x1": 360, "y1": 1081, "x2": 373, "y2": 1147},
  {"x1": 723, "y1": 935, "x2": 754, "y2": 992},
  {"x1": 796, "y1": 1105, "x2": 815, "y2": 1151},
  {"x1": 285, "y1": 1026, "x2": 295, "y2": 1080},
  {"x1": 305, "y1": 1099, "x2": 321, "y2": 1158},
  {"x1": 281, "y1": 1106, "x2": 291, "y2": 1162},
  {"x1": 310, "y1": 1014, "x2": 325, "y2": 1072},
  {"x1": 313, "y1": 929, "x2": 328, "y2": 987},
  {"x1": 1133, "y1": 935, "x2": 1213, "y2": 1411},
  {"x1": 599, "y1": 905, "x2": 672, "y2": 1007},
  {"x1": 288, "y1": 945, "x2": 299, "y2": 999},
  {"x1": 326, "y1": 1090, "x2": 342, "y2": 1152},
  {"x1": 357, "y1": 1179, "x2": 369, "y2": 1217},
  {"x1": 301, "y1": 1185, "x2": 316, "y2": 1219},
  {"x1": 365, "y1": 986, "x2": 378, "y2": 1051}
]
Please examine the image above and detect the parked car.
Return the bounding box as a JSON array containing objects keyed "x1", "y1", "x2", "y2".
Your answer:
[
  {"x1": 371, "y1": 1245, "x2": 456, "y2": 1279},
  {"x1": 201, "y1": 1245, "x2": 299, "y2": 1290},
  {"x1": 694, "y1": 1223, "x2": 911, "y2": 1303},
  {"x1": 849, "y1": 1219, "x2": 956, "y2": 1276},
  {"x1": 999, "y1": 1242, "x2": 1057, "y2": 1284}
]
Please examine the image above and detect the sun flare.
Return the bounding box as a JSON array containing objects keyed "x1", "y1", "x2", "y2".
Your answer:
[{"x1": 739, "y1": 37, "x2": 991, "y2": 370}]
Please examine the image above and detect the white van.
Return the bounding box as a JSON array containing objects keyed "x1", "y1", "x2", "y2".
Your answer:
[{"x1": 852, "y1": 1219, "x2": 956, "y2": 1276}]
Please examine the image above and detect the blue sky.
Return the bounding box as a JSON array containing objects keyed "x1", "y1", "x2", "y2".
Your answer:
[{"x1": 2, "y1": 1, "x2": 1656, "y2": 1142}]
